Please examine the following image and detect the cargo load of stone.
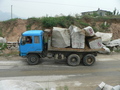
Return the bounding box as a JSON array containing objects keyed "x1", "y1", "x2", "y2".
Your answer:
[
  {"x1": 52, "y1": 27, "x2": 70, "y2": 48},
  {"x1": 69, "y1": 25, "x2": 85, "y2": 48},
  {"x1": 95, "y1": 32, "x2": 113, "y2": 45},
  {"x1": 86, "y1": 36, "x2": 103, "y2": 49},
  {"x1": 83, "y1": 26, "x2": 103, "y2": 49},
  {"x1": 52, "y1": 26, "x2": 103, "y2": 50},
  {"x1": 83, "y1": 26, "x2": 95, "y2": 37}
]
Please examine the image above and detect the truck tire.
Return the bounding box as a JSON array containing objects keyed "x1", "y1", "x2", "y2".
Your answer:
[
  {"x1": 27, "y1": 54, "x2": 40, "y2": 65},
  {"x1": 83, "y1": 54, "x2": 95, "y2": 66},
  {"x1": 67, "y1": 54, "x2": 80, "y2": 66}
]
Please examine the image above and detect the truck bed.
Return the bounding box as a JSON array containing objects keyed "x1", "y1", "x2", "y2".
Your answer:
[
  {"x1": 47, "y1": 37, "x2": 104, "y2": 53},
  {"x1": 48, "y1": 46, "x2": 104, "y2": 52}
]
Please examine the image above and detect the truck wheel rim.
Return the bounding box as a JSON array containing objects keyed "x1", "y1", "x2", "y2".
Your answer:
[
  {"x1": 87, "y1": 57, "x2": 93, "y2": 64},
  {"x1": 31, "y1": 57, "x2": 37, "y2": 62},
  {"x1": 71, "y1": 57, "x2": 77, "y2": 63}
]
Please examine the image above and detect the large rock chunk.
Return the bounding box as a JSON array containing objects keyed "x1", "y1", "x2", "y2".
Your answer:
[
  {"x1": 0, "y1": 37, "x2": 6, "y2": 43},
  {"x1": 107, "y1": 39, "x2": 120, "y2": 47},
  {"x1": 52, "y1": 27, "x2": 70, "y2": 48},
  {"x1": 69, "y1": 25, "x2": 85, "y2": 48},
  {"x1": 95, "y1": 32, "x2": 112, "y2": 45},
  {"x1": 87, "y1": 37, "x2": 103, "y2": 49},
  {"x1": 84, "y1": 26, "x2": 95, "y2": 37}
]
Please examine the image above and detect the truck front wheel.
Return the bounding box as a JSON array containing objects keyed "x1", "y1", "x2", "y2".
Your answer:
[
  {"x1": 83, "y1": 54, "x2": 95, "y2": 66},
  {"x1": 27, "y1": 54, "x2": 40, "y2": 65},
  {"x1": 67, "y1": 54, "x2": 80, "y2": 66}
]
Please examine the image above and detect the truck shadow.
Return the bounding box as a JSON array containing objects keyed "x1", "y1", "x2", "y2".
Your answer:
[{"x1": 41, "y1": 59, "x2": 68, "y2": 66}]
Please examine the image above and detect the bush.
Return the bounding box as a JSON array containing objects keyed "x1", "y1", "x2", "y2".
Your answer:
[
  {"x1": 79, "y1": 21, "x2": 89, "y2": 27},
  {"x1": 3, "y1": 18, "x2": 18, "y2": 24},
  {"x1": 40, "y1": 15, "x2": 75, "y2": 28},
  {"x1": 100, "y1": 23, "x2": 110, "y2": 29},
  {"x1": 40, "y1": 17, "x2": 57, "y2": 28},
  {"x1": 0, "y1": 43, "x2": 7, "y2": 50}
]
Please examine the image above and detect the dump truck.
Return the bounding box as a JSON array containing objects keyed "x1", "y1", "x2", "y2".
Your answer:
[{"x1": 19, "y1": 30, "x2": 103, "y2": 66}]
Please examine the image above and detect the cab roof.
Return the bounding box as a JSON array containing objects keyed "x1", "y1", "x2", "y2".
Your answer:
[{"x1": 22, "y1": 30, "x2": 44, "y2": 36}]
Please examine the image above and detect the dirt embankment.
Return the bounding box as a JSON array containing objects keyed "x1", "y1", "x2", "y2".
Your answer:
[
  {"x1": 0, "y1": 19, "x2": 27, "y2": 42},
  {"x1": 0, "y1": 19, "x2": 42, "y2": 42},
  {"x1": 109, "y1": 23, "x2": 120, "y2": 39},
  {"x1": 0, "y1": 18, "x2": 120, "y2": 42}
]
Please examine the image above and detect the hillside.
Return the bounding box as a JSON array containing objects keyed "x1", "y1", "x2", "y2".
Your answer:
[{"x1": 0, "y1": 16, "x2": 120, "y2": 42}]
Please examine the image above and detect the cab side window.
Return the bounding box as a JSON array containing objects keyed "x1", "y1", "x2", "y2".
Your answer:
[
  {"x1": 21, "y1": 36, "x2": 32, "y2": 45},
  {"x1": 26, "y1": 36, "x2": 32, "y2": 43},
  {"x1": 34, "y1": 36, "x2": 39, "y2": 43}
]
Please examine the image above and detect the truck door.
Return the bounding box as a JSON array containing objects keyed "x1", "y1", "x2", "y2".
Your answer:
[
  {"x1": 19, "y1": 36, "x2": 43, "y2": 56},
  {"x1": 33, "y1": 36, "x2": 43, "y2": 52},
  {"x1": 19, "y1": 36, "x2": 34, "y2": 56}
]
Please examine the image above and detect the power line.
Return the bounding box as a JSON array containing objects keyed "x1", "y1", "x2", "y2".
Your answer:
[{"x1": 12, "y1": 0, "x2": 104, "y2": 9}]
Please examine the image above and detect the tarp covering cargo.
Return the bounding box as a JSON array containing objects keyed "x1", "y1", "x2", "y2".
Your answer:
[
  {"x1": 84, "y1": 26, "x2": 95, "y2": 37},
  {"x1": 69, "y1": 25, "x2": 85, "y2": 48},
  {"x1": 95, "y1": 32, "x2": 112, "y2": 45},
  {"x1": 52, "y1": 27, "x2": 70, "y2": 48}
]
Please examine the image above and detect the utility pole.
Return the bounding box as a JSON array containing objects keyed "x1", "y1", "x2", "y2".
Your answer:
[{"x1": 11, "y1": 5, "x2": 13, "y2": 19}]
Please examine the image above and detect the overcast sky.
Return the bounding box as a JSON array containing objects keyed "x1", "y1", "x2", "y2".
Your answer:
[{"x1": 0, "y1": 0, "x2": 120, "y2": 18}]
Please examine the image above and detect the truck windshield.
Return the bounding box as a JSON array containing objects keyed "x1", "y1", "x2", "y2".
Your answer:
[{"x1": 21, "y1": 36, "x2": 32, "y2": 45}]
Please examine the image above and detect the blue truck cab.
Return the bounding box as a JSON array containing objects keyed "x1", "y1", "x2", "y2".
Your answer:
[{"x1": 19, "y1": 30, "x2": 44, "y2": 57}]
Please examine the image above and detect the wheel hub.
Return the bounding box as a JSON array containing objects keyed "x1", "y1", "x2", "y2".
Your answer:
[
  {"x1": 31, "y1": 57, "x2": 36, "y2": 62},
  {"x1": 72, "y1": 58, "x2": 76, "y2": 62},
  {"x1": 87, "y1": 58, "x2": 93, "y2": 64}
]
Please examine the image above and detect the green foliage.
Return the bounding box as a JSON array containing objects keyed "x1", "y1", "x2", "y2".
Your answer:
[
  {"x1": 0, "y1": 43, "x2": 7, "y2": 50},
  {"x1": 79, "y1": 21, "x2": 89, "y2": 27},
  {"x1": 40, "y1": 15, "x2": 75, "y2": 28},
  {"x1": 100, "y1": 22, "x2": 110, "y2": 29},
  {"x1": 3, "y1": 18, "x2": 18, "y2": 24},
  {"x1": 26, "y1": 24, "x2": 32, "y2": 30},
  {"x1": 106, "y1": 12, "x2": 113, "y2": 16},
  {"x1": 113, "y1": 8, "x2": 119, "y2": 15},
  {"x1": 94, "y1": 16, "x2": 111, "y2": 21},
  {"x1": 113, "y1": 8, "x2": 117, "y2": 15},
  {"x1": 81, "y1": 15, "x2": 93, "y2": 22},
  {"x1": 114, "y1": 49, "x2": 120, "y2": 53},
  {"x1": 0, "y1": 32, "x2": 2, "y2": 37},
  {"x1": 91, "y1": 12, "x2": 99, "y2": 17},
  {"x1": 113, "y1": 46, "x2": 120, "y2": 53},
  {"x1": 40, "y1": 17, "x2": 57, "y2": 28},
  {"x1": 26, "y1": 17, "x2": 41, "y2": 30},
  {"x1": 64, "y1": 86, "x2": 69, "y2": 90},
  {"x1": 0, "y1": 28, "x2": 3, "y2": 37},
  {"x1": 57, "y1": 86, "x2": 69, "y2": 90},
  {"x1": 92, "y1": 27, "x2": 99, "y2": 32},
  {"x1": 27, "y1": 17, "x2": 41, "y2": 23},
  {"x1": 4, "y1": 50, "x2": 19, "y2": 56}
]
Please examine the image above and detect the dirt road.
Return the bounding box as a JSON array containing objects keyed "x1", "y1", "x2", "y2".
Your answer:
[{"x1": 0, "y1": 53, "x2": 120, "y2": 90}]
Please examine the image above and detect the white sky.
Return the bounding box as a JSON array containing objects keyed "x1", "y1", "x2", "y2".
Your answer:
[{"x1": 0, "y1": 0, "x2": 120, "y2": 18}]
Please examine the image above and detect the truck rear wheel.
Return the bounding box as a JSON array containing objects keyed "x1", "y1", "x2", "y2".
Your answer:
[
  {"x1": 27, "y1": 54, "x2": 40, "y2": 65},
  {"x1": 67, "y1": 54, "x2": 80, "y2": 66},
  {"x1": 83, "y1": 54, "x2": 95, "y2": 66}
]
